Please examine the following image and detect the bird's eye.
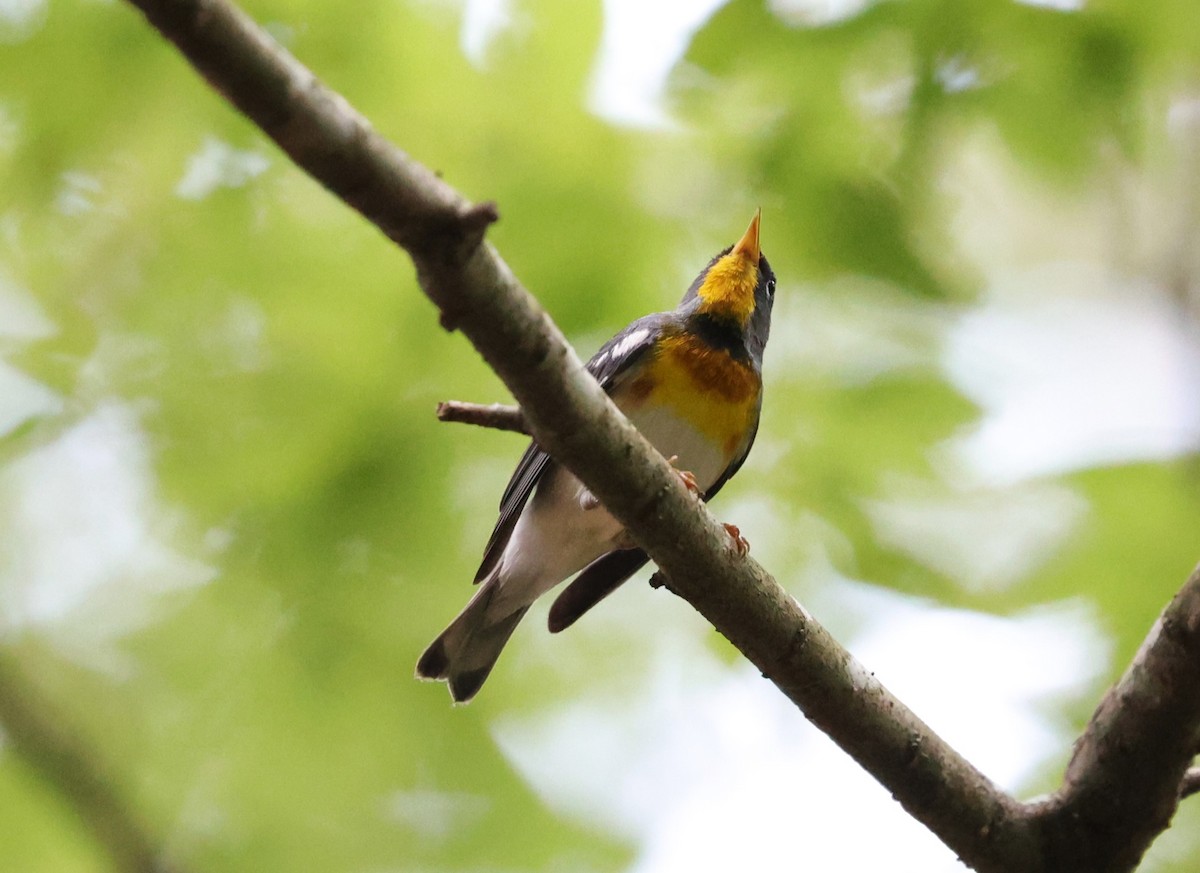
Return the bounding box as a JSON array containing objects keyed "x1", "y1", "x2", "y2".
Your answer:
[{"x1": 766, "y1": 278, "x2": 776, "y2": 299}]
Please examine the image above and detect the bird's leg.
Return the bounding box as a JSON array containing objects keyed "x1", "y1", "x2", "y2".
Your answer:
[
  {"x1": 722, "y1": 522, "x2": 750, "y2": 556},
  {"x1": 665, "y1": 454, "x2": 746, "y2": 553},
  {"x1": 665, "y1": 455, "x2": 701, "y2": 496}
]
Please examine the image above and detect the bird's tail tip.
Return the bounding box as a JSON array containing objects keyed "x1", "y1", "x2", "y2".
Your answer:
[
  {"x1": 415, "y1": 640, "x2": 491, "y2": 704},
  {"x1": 448, "y1": 668, "x2": 491, "y2": 704},
  {"x1": 415, "y1": 635, "x2": 451, "y2": 681},
  {"x1": 415, "y1": 600, "x2": 528, "y2": 704}
]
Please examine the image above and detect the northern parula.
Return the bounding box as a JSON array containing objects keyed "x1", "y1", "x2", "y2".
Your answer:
[{"x1": 417, "y1": 212, "x2": 776, "y2": 702}]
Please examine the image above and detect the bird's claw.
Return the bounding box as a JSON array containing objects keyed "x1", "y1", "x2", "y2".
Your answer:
[
  {"x1": 723, "y1": 522, "x2": 750, "y2": 557},
  {"x1": 666, "y1": 455, "x2": 701, "y2": 496}
]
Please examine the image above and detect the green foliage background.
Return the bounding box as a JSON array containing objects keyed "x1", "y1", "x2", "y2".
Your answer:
[{"x1": 1, "y1": 0, "x2": 1198, "y2": 870}]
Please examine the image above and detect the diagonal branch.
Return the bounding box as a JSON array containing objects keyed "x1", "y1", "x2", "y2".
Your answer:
[
  {"x1": 111, "y1": 1, "x2": 1200, "y2": 870},
  {"x1": 0, "y1": 655, "x2": 181, "y2": 873},
  {"x1": 1031, "y1": 567, "x2": 1200, "y2": 871},
  {"x1": 118, "y1": 0, "x2": 1031, "y2": 866}
]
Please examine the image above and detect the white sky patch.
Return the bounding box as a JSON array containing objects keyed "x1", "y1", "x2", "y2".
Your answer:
[
  {"x1": 495, "y1": 580, "x2": 1106, "y2": 872},
  {"x1": 55, "y1": 170, "x2": 103, "y2": 216},
  {"x1": 176, "y1": 137, "x2": 271, "y2": 201},
  {"x1": 1168, "y1": 97, "x2": 1200, "y2": 134},
  {"x1": 0, "y1": 405, "x2": 214, "y2": 671},
  {"x1": 0, "y1": 362, "x2": 61, "y2": 438},
  {"x1": 0, "y1": 275, "x2": 55, "y2": 340},
  {"x1": 1014, "y1": 0, "x2": 1083, "y2": 10},
  {"x1": 383, "y1": 788, "x2": 491, "y2": 842},
  {"x1": 770, "y1": 0, "x2": 873, "y2": 27},
  {"x1": 459, "y1": 0, "x2": 513, "y2": 67},
  {"x1": 0, "y1": 279, "x2": 61, "y2": 437},
  {"x1": 0, "y1": 0, "x2": 44, "y2": 42},
  {"x1": 854, "y1": 73, "x2": 915, "y2": 116},
  {"x1": 199, "y1": 296, "x2": 270, "y2": 374},
  {"x1": 459, "y1": 0, "x2": 745, "y2": 128},
  {"x1": 828, "y1": 583, "x2": 1106, "y2": 787},
  {"x1": 936, "y1": 56, "x2": 982, "y2": 93},
  {"x1": 942, "y1": 272, "x2": 1200, "y2": 486},
  {"x1": 767, "y1": 279, "x2": 950, "y2": 387},
  {"x1": 865, "y1": 478, "x2": 1089, "y2": 594},
  {"x1": 588, "y1": 0, "x2": 727, "y2": 128}
]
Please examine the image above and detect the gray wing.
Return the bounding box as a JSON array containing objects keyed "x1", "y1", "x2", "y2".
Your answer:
[
  {"x1": 473, "y1": 440, "x2": 550, "y2": 583},
  {"x1": 473, "y1": 315, "x2": 664, "y2": 583}
]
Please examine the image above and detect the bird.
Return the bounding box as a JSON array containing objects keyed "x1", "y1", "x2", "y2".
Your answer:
[{"x1": 417, "y1": 211, "x2": 776, "y2": 702}]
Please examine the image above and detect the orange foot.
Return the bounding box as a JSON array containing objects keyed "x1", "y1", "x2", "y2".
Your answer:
[
  {"x1": 666, "y1": 455, "x2": 701, "y2": 496},
  {"x1": 723, "y1": 522, "x2": 750, "y2": 557}
]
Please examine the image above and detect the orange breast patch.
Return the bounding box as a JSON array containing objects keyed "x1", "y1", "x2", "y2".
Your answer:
[{"x1": 625, "y1": 331, "x2": 761, "y2": 457}]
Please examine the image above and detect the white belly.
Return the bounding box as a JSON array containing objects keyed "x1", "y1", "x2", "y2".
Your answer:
[
  {"x1": 627, "y1": 404, "x2": 727, "y2": 492},
  {"x1": 489, "y1": 404, "x2": 729, "y2": 618}
]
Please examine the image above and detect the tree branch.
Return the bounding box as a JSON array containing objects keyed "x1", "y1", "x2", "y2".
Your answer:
[
  {"x1": 436, "y1": 401, "x2": 529, "y2": 435},
  {"x1": 112, "y1": 1, "x2": 1200, "y2": 870},
  {"x1": 0, "y1": 654, "x2": 180, "y2": 873},
  {"x1": 1032, "y1": 567, "x2": 1200, "y2": 870}
]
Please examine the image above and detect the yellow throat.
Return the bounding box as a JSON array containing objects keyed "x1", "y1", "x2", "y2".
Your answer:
[{"x1": 694, "y1": 210, "x2": 761, "y2": 325}]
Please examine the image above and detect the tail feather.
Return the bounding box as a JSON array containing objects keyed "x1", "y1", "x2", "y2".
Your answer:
[
  {"x1": 446, "y1": 606, "x2": 528, "y2": 702},
  {"x1": 415, "y1": 634, "x2": 451, "y2": 680},
  {"x1": 416, "y1": 582, "x2": 530, "y2": 703}
]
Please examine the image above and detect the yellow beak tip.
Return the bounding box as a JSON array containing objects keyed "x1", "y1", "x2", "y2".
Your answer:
[{"x1": 732, "y1": 209, "x2": 761, "y2": 262}]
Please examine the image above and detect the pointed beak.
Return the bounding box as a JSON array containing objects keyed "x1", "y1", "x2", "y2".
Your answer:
[{"x1": 731, "y1": 209, "x2": 761, "y2": 263}]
